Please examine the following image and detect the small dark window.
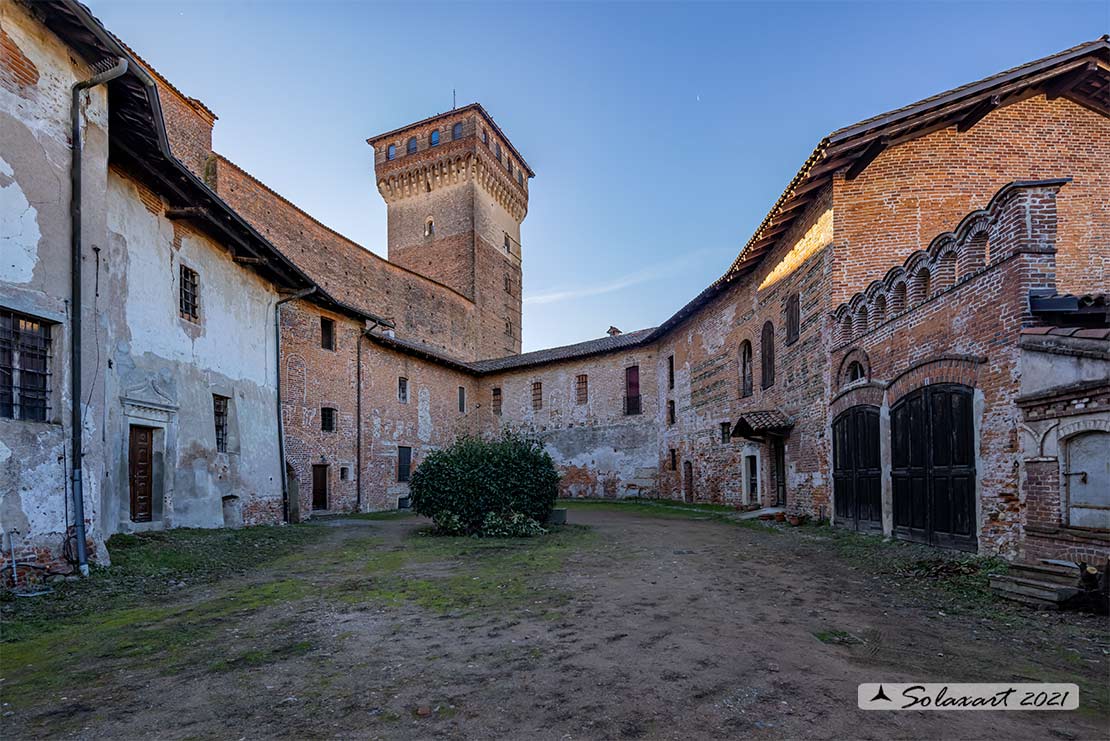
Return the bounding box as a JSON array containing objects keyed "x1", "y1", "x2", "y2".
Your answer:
[
  {"x1": 320, "y1": 317, "x2": 335, "y2": 350},
  {"x1": 482, "y1": 129, "x2": 489, "y2": 146},
  {"x1": 492, "y1": 387, "x2": 502, "y2": 416},
  {"x1": 321, "y1": 406, "x2": 337, "y2": 432},
  {"x1": 430, "y1": 130, "x2": 440, "y2": 146},
  {"x1": 406, "y1": 136, "x2": 417, "y2": 154},
  {"x1": 425, "y1": 219, "x2": 434, "y2": 237},
  {"x1": 398, "y1": 377, "x2": 409, "y2": 403},
  {"x1": 504, "y1": 274, "x2": 512, "y2": 294},
  {"x1": 213, "y1": 394, "x2": 229, "y2": 452},
  {"x1": 507, "y1": 160, "x2": 513, "y2": 176},
  {"x1": 785, "y1": 293, "x2": 800, "y2": 345},
  {"x1": 846, "y1": 361, "x2": 866, "y2": 383},
  {"x1": 387, "y1": 144, "x2": 396, "y2": 160},
  {"x1": 532, "y1": 381, "x2": 543, "y2": 411},
  {"x1": 669, "y1": 449, "x2": 678, "y2": 471},
  {"x1": 495, "y1": 142, "x2": 502, "y2": 162},
  {"x1": 505, "y1": 320, "x2": 513, "y2": 337},
  {"x1": 397, "y1": 446, "x2": 412, "y2": 482},
  {"x1": 667, "y1": 400, "x2": 676, "y2": 425},
  {"x1": 517, "y1": 171, "x2": 524, "y2": 186},
  {"x1": 458, "y1": 386, "x2": 466, "y2": 413},
  {"x1": 0, "y1": 310, "x2": 51, "y2": 422},
  {"x1": 340, "y1": 466, "x2": 350, "y2": 481},
  {"x1": 504, "y1": 234, "x2": 511, "y2": 252},
  {"x1": 179, "y1": 264, "x2": 199, "y2": 321},
  {"x1": 625, "y1": 365, "x2": 641, "y2": 415},
  {"x1": 576, "y1": 374, "x2": 588, "y2": 405},
  {"x1": 761, "y1": 321, "x2": 775, "y2": 389},
  {"x1": 720, "y1": 422, "x2": 731, "y2": 444},
  {"x1": 452, "y1": 122, "x2": 463, "y2": 140},
  {"x1": 667, "y1": 355, "x2": 675, "y2": 390},
  {"x1": 740, "y1": 340, "x2": 753, "y2": 398}
]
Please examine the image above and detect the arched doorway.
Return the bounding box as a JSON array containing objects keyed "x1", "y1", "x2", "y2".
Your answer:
[
  {"x1": 832, "y1": 405, "x2": 881, "y2": 532},
  {"x1": 683, "y1": 460, "x2": 693, "y2": 503},
  {"x1": 891, "y1": 384, "x2": 977, "y2": 551}
]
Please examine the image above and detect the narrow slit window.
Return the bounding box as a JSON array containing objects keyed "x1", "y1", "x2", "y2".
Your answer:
[
  {"x1": 213, "y1": 394, "x2": 229, "y2": 452},
  {"x1": 669, "y1": 449, "x2": 677, "y2": 471},
  {"x1": 720, "y1": 422, "x2": 731, "y2": 444},
  {"x1": 667, "y1": 400, "x2": 676, "y2": 425},
  {"x1": 785, "y1": 293, "x2": 800, "y2": 345},
  {"x1": 398, "y1": 377, "x2": 409, "y2": 403},
  {"x1": 492, "y1": 387, "x2": 502, "y2": 416},
  {"x1": 458, "y1": 386, "x2": 466, "y2": 414},
  {"x1": 667, "y1": 355, "x2": 675, "y2": 390},
  {"x1": 179, "y1": 264, "x2": 199, "y2": 321},
  {"x1": 576, "y1": 374, "x2": 588, "y2": 405},
  {"x1": 397, "y1": 446, "x2": 412, "y2": 482},
  {"x1": 625, "y1": 366, "x2": 641, "y2": 415},
  {"x1": 532, "y1": 381, "x2": 543, "y2": 411},
  {"x1": 320, "y1": 317, "x2": 335, "y2": 350}
]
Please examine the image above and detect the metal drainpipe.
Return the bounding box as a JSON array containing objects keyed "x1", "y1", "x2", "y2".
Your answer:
[
  {"x1": 70, "y1": 57, "x2": 128, "y2": 577},
  {"x1": 275, "y1": 288, "x2": 316, "y2": 522},
  {"x1": 355, "y1": 322, "x2": 381, "y2": 513}
]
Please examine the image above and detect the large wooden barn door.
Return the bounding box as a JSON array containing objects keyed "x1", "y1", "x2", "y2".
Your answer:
[
  {"x1": 892, "y1": 384, "x2": 976, "y2": 551},
  {"x1": 832, "y1": 406, "x2": 882, "y2": 532}
]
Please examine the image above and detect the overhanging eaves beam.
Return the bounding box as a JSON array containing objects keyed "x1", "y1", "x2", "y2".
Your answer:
[
  {"x1": 844, "y1": 136, "x2": 889, "y2": 181},
  {"x1": 1045, "y1": 61, "x2": 1097, "y2": 100},
  {"x1": 165, "y1": 206, "x2": 208, "y2": 220},
  {"x1": 957, "y1": 95, "x2": 1001, "y2": 132}
]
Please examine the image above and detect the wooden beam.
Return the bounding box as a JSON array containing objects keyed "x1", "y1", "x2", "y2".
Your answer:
[
  {"x1": 844, "y1": 136, "x2": 889, "y2": 181},
  {"x1": 233, "y1": 256, "x2": 268, "y2": 265},
  {"x1": 1045, "y1": 61, "x2": 1097, "y2": 100},
  {"x1": 164, "y1": 206, "x2": 208, "y2": 220},
  {"x1": 957, "y1": 95, "x2": 1001, "y2": 132}
]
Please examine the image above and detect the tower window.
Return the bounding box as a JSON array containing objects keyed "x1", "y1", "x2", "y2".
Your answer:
[
  {"x1": 576, "y1": 374, "x2": 588, "y2": 405},
  {"x1": 667, "y1": 354, "x2": 675, "y2": 390},
  {"x1": 430, "y1": 130, "x2": 440, "y2": 146},
  {"x1": 424, "y1": 219, "x2": 434, "y2": 237},
  {"x1": 507, "y1": 160, "x2": 513, "y2": 176},
  {"x1": 406, "y1": 137, "x2": 417, "y2": 155},
  {"x1": 532, "y1": 381, "x2": 543, "y2": 411},
  {"x1": 458, "y1": 386, "x2": 466, "y2": 413},
  {"x1": 669, "y1": 449, "x2": 678, "y2": 471},
  {"x1": 482, "y1": 129, "x2": 488, "y2": 146},
  {"x1": 387, "y1": 144, "x2": 396, "y2": 160},
  {"x1": 452, "y1": 122, "x2": 463, "y2": 140},
  {"x1": 492, "y1": 387, "x2": 502, "y2": 416},
  {"x1": 320, "y1": 317, "x2": 335, "y2": 350},
  {"x1": 505, "y1": 320, "x2": 513, "y2": 337},
  {"x1": 179, "y1": 264, "x2": 199, "y2": 321},
  {"x1": 504, "y1": 234, "x2": 511, "y2": 252},
  {"x1": 846, "y1": 360, "x2": 866, "y2": 383},
  {"x1": 398, "y1": 377, "x2": 409, "y2": 403},
  {"x1": 624, "y1": 366, "x2": 641, "y2": 415},
  {"x1": 504, "y1": 274, "x2": 512, "y2": 294},
  {"x1": 667, "y1": 400, "x2": 676, "y2": 425},
  {"x1": 517, "y1": 171, "x2": 524, "y2": 186},
  {"x1": 321, "y1": 407, "x2": 337, "y2": 432},
  {"x1": 495, "y1": 142, "x2": 502, "y2": 162},
  {"x1": 740, "y1": 340, "x2": 753, "y2": 397},
  {"x1": 720, "y1": 422, "x2": 731, "y2": 444}
]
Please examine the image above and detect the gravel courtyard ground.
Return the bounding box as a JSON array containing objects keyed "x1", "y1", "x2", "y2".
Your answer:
[{"x1": 2, "y1": 502, "x2": 1107, "y2": 740}]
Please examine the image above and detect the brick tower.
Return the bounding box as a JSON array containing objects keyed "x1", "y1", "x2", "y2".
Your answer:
[{"x1": 369, "y1": 104, "x2": 532, "y2": 359}]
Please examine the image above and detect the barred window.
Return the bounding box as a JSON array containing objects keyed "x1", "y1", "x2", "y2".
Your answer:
[
  {"x1": 532, "y1": 381, "x2": 542, "y2": 411},
  {"x1": 179, "y1": 264, "x2": 199, "y2": 321},
  {"x1": 398, "y1": 377, "x2": 409, "y2": 403},
  {"x1": 576, "y1": 374, "x2": 588, "y2": 405},
  {"x1": 0, "y1": 309, "x2": 51, "y2": 422},
  {"x1": 321, "y1": 406, "x2": 336, "y2": 432},
  {"x1": 492, "y1": 387, "x2": 502, "y2": 416},
  {"x1": 213, "y1": 394, "x2": 229, "y2": 452}
]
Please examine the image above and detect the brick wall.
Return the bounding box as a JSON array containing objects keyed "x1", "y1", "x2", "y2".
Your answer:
[{"x1": 833, "y1": 95, "x2": 1110, "y2": 304}]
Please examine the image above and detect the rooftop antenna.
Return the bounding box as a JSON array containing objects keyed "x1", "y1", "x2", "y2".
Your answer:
[{"x1": 452, "y1": 89, "x2": 456, "y2": 110}]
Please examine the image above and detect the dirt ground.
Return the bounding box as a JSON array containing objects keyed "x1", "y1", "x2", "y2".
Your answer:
[{"x1": 2, "y1": 506, "x2": 1108, "y2": 740}]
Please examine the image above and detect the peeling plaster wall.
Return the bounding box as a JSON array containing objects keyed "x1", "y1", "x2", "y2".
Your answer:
[{"x1": 0, "y1": 0, "x2": 110, "y2": 566}]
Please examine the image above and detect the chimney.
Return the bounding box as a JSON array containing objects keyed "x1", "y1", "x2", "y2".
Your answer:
[{"x1": 607, "y1": 326, "x2": 622, "y2": 337}]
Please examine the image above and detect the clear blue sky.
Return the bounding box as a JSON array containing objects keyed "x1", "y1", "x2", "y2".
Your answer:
[{"x1": 91, "y1": 1, "x2": 1107, "y2": 352}]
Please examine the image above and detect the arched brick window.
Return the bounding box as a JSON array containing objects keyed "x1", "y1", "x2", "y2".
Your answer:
[
  {"x1": 429, "y1": 130, "x2": 440, "y2": 147},
  {"x1": 452, "y1": 122, "x2": 463, "y2": 140},
  {"x1": 760, "y1": 321, "x2": 775, "y2": 389},
  {"x1": 911, "y1": 268, "x2": 931, "y2": 303},
  {"x1": 387, "y1": 144, "x2": 396, "y2": 160},
  {"x1": 739, "y1": 340, "x2": 753, "y2": 398},
  {"x1": 406, "y1": 137, "x2": 417, "y2": 155},
  {"x1": 846, "y1": 361, "x2": 866, "y2": 383}
]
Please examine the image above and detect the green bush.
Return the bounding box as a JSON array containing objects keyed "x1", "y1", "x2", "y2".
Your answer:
[{"x1": 409, "y1": 431, "x2": 559, "y2": 537}]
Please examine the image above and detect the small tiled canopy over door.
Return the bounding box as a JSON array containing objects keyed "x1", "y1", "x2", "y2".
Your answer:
[
  {"x1": 832, "y1": 405, "x2": 882, "y2": 532},
  {"x1": 1066, "y1": 432, "x2": 1110, "y2": 529},
  {"x1": 128, "y1": 425, "x2": 155, "y2": 523},
  {"x1": 891, "y1": 384, "x2": 977, "y2": 551}
]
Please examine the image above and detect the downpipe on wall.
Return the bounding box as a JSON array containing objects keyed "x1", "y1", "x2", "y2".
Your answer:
[
  {"x1": 356, "y1": 321, "x2": 381, "y2": 513},
  {"x1": 275, "y1": 288, "x2": 317, "y2": 523},
  {"x1": 70, "y1": 57, "x2": 128, "y2": 577}
]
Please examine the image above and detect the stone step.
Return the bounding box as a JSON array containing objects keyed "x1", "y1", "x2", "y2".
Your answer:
[
  {"x1": 989, "y1": 574, "x2": 1080, "y2": 604},
  {"x1": 1008, "y1": 562, "x2": 1080, "y2": 585}
]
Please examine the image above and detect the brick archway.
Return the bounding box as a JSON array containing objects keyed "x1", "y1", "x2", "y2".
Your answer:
[{"x1": 887, "y1": 355, "x2": 985, "y2": 405}]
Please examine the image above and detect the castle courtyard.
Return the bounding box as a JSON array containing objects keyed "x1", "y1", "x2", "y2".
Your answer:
[{"x1": 2, "y1": 506, "x2": 1106, "y2": 740}]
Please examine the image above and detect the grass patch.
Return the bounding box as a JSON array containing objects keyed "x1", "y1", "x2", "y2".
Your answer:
[
  {"x1": 330, "y1": 524, "x2": 594, "y2": 615},
  {"x1": 1, "y1": 524, "x2": 326, "y2": 644}
]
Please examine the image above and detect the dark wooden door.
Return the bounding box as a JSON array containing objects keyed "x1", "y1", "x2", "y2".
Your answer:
[
  {"x1": 892, "y1": 384, "x2": 976, "y2": 551},
  {"x1": 772, "y1": 439, "x2": 786, "y2": 507},
  {"x1": 833, "y1": 406, "x2": 882, "y2": 531},
  {"x1": 312, "y1": 464, "x2": 328, "y2": 511},
  {"x1": 128, "y1": 425, "x2": 154, "y2": 523}
]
